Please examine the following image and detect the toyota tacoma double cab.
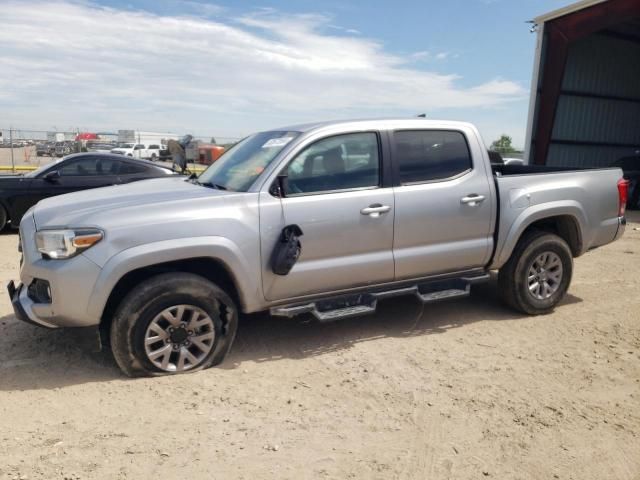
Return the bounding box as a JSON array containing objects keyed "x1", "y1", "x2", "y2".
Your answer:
[{"x1": 8, "y1": 119, "x2": 628, "y2": 377}]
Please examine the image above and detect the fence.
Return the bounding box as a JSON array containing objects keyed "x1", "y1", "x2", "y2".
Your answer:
[{"x1": 0, "y1": 127, "x2": 241, "y2": 172}]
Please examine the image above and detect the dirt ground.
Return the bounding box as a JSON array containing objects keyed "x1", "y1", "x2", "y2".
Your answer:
[{"x1": 0, "y1": 214, "x2": 638, "y2": 480}]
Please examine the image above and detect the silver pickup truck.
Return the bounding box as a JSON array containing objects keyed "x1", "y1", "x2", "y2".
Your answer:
[{"x1": 8, "y1": 119, "x2": 628, "y2": 377}]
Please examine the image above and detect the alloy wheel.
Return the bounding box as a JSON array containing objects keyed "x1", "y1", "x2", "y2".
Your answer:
[
  {"x1": 527, "y1": 252, "x2": 563, "y2": 300},
  {"x1": 144, "y1": 305, "x2": 215, "y2": 372}
]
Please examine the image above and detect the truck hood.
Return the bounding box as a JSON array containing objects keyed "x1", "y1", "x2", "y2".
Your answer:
[{"x1": 33, "y1": 177, "x2": 232, "y2": 228}]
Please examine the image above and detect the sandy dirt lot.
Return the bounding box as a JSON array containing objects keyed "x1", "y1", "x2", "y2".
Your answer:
[{"x1": 0, "y1": 214, "x2": 638, "y2": 480}]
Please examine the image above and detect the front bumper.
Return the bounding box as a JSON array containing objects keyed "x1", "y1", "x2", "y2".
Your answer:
[
  {"x1": 14, "y1": 212, "x2": 104, "y2": 328},
  {"x1": 7, "y1": 280, "x2": 57, "y2": 328},
  {"x1": 7, "y1": 280, "x2": 103, "y2": 351}
]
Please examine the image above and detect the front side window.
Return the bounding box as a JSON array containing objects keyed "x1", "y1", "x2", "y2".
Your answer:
[
  {"x1": 285, "y1": 132, "x2": 380, "y2": 195},
  {"x1": 394, "y1": 130, "x2": 472, "y2": 184}
]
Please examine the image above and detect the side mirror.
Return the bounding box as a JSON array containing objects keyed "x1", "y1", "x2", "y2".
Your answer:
[
  {"x1": 44, "y1": 170, "x2": 60, "y2": 182},
  {"x1": 270, "y1": 174, "x2": 289, "y2": 198}
]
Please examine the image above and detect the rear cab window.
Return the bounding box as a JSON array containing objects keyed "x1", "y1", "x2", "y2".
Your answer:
[{"x1": 393, "y1": 130, "x2": 472, "y2": 184}]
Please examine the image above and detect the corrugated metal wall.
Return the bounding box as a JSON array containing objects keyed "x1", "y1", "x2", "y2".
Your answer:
[{"x1": 547, "y1": 33, "x2": 640, "y2": 167}]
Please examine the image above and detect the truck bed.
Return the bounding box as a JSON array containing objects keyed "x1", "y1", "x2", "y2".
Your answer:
[
  {"x1": 492, "y1": 163, "x2": 614, "y2": 176},
  {"x1": 489, "y1": 164, "x2": 624, "y2": 269}
]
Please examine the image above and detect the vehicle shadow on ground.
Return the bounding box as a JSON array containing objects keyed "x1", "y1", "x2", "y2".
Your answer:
[
  {"x1": 0, "y1": 314, "x2": 121, "y2": 391},
  {"x1": 223, "y1": 279, "x2": 583, "y2": 369},
  {"x1": 0, "y1": 279, "x2": 582, "y2": 389}
]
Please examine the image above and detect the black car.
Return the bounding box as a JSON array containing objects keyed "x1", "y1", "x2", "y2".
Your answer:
[{"x1": 0, "y1": 153, "x2": 178, "y2": 230}]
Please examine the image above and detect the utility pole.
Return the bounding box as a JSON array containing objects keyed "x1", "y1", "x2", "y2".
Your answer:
[{"x1": 9, "y1": 127, "x2": 15, "y2": 173}]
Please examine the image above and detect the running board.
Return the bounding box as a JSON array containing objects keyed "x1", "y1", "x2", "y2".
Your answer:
[{"x1": 270, "y1": 274, "x2": 489, "y2": 322}]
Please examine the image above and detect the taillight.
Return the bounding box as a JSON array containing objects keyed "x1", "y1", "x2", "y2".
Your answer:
[{"x1": 617, "y1": 178, "x2": 629, "y2": 217}]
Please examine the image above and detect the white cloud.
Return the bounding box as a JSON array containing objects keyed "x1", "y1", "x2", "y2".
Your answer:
[
  {"x1": 435, "y1": 52, "x2": 450, "y2": 60},
  {"x1": 411, "y1": 51, "x2": 430, "y2": 60},
  {"x1": 0, "y1": 1, "x2": 526, "y2": 139},
  {"x1": 180, "y1": 1, "x2": 224, "y2": 17}
]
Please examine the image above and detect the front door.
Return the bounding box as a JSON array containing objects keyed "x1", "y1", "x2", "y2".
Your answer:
[
  {"x1": 391, "y1": 128, "x2": 495, "y2": 279},
  {"x1": 260, "y1": 131, "x2": 395, "y2": 301}
]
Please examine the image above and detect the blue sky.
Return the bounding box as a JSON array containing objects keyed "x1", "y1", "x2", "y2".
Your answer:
[{"x1": 1, "y1": 0, "x2": 572, "y2": 146}]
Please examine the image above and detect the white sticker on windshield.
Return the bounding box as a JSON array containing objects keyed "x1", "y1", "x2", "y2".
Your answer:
[{"x1": 262, "y1": 137, "x2": 294, "y2": 148}]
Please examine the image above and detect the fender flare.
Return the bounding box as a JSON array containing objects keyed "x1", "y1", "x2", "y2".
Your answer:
[
  {"x1": 87, "y1": 236, "x2": 261, "y2": 319},
  {"x1": 491, "y1": 201, "x2": 588, "y2": 269}
]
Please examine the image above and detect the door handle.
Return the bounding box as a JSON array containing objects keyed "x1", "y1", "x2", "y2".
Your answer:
[
  {"x1": 460, "y1": 194, "x2": 485, "y2": 206},
  {"x1": 360, "y1": 204, "x2": 391, "y2": 217}
]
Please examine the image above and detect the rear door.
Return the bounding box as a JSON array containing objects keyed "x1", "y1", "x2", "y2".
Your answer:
[
  {"x1": 259, "y1": 131, "x2": 395, "y2": 301},
  {"x1": 391, "y1": 128, "x2": 495, "y2": 279}
]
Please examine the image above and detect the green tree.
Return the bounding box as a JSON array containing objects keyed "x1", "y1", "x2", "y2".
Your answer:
[{"x1": 490, "y1": 134, "x2": 517, "y2": 154}]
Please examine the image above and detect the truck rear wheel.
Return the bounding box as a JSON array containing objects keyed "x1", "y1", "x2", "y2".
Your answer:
[
  {"x1": 498, "y1": 231, "x2": 573, "y2": 315},
  {"x1": 110, "y1": 273, "x2": 238, "y2": 377}
]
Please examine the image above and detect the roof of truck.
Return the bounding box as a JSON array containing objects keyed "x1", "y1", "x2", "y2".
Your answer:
[{"x1": 273, "y1": 118, "x2": 475, "y2": 133}]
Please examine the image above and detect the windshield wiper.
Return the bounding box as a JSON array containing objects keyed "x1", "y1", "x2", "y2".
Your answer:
[{"x1": 196, "y1": 180, "x2": 227, "y2": 190}]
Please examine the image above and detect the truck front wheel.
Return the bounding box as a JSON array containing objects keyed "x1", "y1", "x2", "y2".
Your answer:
[
  {"x1": 110, "y1": 273, "x2": 238, "y2": 377},
  {"x1": 498, "y1": 231, "x2": 573, "y2": 315}
]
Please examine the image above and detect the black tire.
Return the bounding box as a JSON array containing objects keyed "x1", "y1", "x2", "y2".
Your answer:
[
  {"x1": 0, "y1": 206, "x2": 7, "y2": 231},
  {"x1": 498, "y1": 231, "x2": 573, "y2": 315},
  {"x1": 110, "y1": 272, "x2": 238, "y2": 377},
  {"x1": 151, "y1": 153, "x2": 157, "y2": 161}
]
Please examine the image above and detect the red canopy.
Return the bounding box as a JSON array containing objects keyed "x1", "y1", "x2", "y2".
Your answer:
[{"x1": 75, "y1": 132, "x2": 99, "y2": 141}]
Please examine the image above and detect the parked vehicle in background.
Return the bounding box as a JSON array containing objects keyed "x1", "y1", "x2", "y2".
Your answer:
[
  {"x1": 54, "y1": 141, "x2": 76, "y2": 157},
  {"x1": 111, "y1": 143, "x2": 143, "y2": 157},
  {"x1": 36, "y1": 142, "x2": 56, "y2": 156},
  {"x1": 0, "y1": 152, "x2": 177, "y2": 230},
  {"x1": 7, "y1": 119, "x2": 627, "y2": 377},
  {"x1": 86, "y1": 143, "x2": 117, "y2": 154},
  {"x1": 111, "y1": 143, "x2": 163, "y2": 159},
  {"x1": 197, "y1": 143, "x2": 226, "y2": 165},
  {"x1": 146, "y1": 144, "x2": 162, "y2": 160}
]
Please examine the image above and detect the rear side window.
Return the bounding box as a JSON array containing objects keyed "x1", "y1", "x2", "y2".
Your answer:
[
  {"x1": 119, "y1": 162, "x2": 148, "y2": 174},
  {"x1": 393, "y1": 130, "x2": 472, "y2": 184}
]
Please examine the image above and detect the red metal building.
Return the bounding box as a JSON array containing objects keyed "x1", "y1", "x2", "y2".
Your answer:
[{"x1": 525, "y1": 0, "x2": 640, "y2": 167}]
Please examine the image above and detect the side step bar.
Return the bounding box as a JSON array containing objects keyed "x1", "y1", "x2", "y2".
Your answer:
[{"x1": 270, "y1": 274, "x2": 489, "y2": 322}]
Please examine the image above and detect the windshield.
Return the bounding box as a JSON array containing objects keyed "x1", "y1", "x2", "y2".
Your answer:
[{"x1": 197, "y1": 131, "x2": 300, "y2": 191}]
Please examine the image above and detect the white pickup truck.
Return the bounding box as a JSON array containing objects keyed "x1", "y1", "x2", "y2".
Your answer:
[{"x1": 111, "y1": 143, "x2": 163, "y2": 160}]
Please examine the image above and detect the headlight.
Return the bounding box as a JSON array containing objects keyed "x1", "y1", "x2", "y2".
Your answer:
[{"x1": 35, "y1": 229, "x2": 103, "y2": 259}]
